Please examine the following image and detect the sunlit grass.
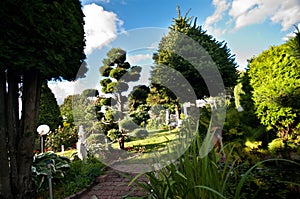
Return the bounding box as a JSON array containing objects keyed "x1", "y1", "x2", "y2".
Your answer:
[
  {"x1": 109, "y1": 128, "x2": 185, "y2": 165},
  {"x1": 111, "y1": 128, "x2": 178, "y2": 151},
  {"x1": 56, "y1": 149, "x2": 77, "y2": 158}
]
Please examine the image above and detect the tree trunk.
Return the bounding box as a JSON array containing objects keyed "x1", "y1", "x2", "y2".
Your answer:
[
  {"x1": 0, "y1": 69, "x2": 13, "y2": 199},
  {"x1": 117, "y1": 91, "x2": 124, "y2": 120},
  {"x1": 17, "y1": 70, "x2": 41, "y2": 199},
  {"x1": 7, "y1": 69, "x2": 20, "y2": 196}
]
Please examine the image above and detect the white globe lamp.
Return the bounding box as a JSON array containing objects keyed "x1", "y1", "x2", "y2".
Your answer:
[{"x1": 37, "y1": 124, "x2": 50, "y2": 153}]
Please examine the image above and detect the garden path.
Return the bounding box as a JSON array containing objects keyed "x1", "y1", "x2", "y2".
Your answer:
[{"x1": 65, "y1": 165, "x2": 148, "y2": 199}]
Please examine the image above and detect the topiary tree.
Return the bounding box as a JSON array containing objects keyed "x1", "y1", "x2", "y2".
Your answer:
[
  {"x1": 100, "y1": 48, "x2": 142, "y2": 122},
  {"x1": 107, "y1": 129, "x2": 120, "y2": 141}
]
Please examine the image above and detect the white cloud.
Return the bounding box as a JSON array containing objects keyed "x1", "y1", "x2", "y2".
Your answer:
[
  {"x1": 83, "y1": 3, "x2": 123, "y2": 54},
  {"x1": 283, "y1": 23, "x2": 300, "y2": 41},
  {"x1": 204, "y1": 0, "x2": 300, "y2": 35},
  {"x1": 203, "y1": 0, "x2": 230, "y2": 36},
  {"x1": 270, "y1": 1, "x2": 300, "y2": 31},
  {"x1": 229, "y1": 0, "x2": 300, "y2": 31},
  {"x1": 228, "y1": 0, "x2": 257, "y2": 18},
  {"x1": 48, "y1": 81, "x2": 76, "y2": 105},
  {"x1": 126, "y1": 54, "x2": 152, "y2": 65},
  {"x1": 80, "y1": 0, "x2": 110, "y2": 6},
  {"x1": 49, "y1": 80, "x2": 102, "y2": 105},
  {"x1": 205, "y1": 0, "x2": 230, "y2": 26}
]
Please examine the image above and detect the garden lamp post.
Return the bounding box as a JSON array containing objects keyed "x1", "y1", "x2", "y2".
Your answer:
[{"x1": 37, "y1": 124, "x2": 50, "y2": 153}]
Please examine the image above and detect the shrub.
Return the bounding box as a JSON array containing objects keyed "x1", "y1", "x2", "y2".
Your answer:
[
  {"x1": 131, "y1": 128, "x2": 149, "y2": 138},
  {"x1": 45, "y1": 125, "x2": 78, "y2": 152},
  {"x1": 32, "y1": 152, "x2": 70, "y2": 192},
  {"x1": 35, "y1": 154, "x2": 105, "y2": 198},
  {"x1": 59, "y1": 157, "x2": 104, "y2": 197},
  {"x1": 132, "y1": 127, "x2": 300, "y2": 199},
  {"x1": 119, "y1": 118, "x2": 139, "y2": 131},
  {"x1": 86, "y1": 133, "x2": 103, "y2": 146}
]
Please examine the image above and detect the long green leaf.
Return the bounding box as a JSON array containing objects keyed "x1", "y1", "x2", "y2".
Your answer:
[{"x1": 194, "y1": 185, "x2": 227, "y2": 199}]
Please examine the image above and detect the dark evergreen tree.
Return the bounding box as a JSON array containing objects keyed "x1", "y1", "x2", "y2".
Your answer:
[
  {"x1": 0, "y1": 0, "x2": 86, "y2": 197},
  {"x1": 150, "y1": 7, "x2": 237, "y2": 107},
  {"x1": 60, "y1": 95, "x2": 75, "y2": 126},
  {"x1": 37, "y1": 83, "x2": 62, "y2": 131},
  {"x1": 128, "y1": 85, "x2": 151, "y2": 126}
]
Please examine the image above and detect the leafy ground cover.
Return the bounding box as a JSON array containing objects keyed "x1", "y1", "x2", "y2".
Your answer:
[
  {"x1": 33, "y1": 151, "x2": 105, "y2": 199},
  {"x1": 34, "y1": 128, "x2": 300, "y2": 198}
]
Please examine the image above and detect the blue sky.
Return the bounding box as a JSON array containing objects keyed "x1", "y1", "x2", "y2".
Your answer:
[{"x1": 50, "y1": 0, "x2": 300, "y2": 104}]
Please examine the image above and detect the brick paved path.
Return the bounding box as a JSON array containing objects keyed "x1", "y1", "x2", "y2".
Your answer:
[{"x1": 66, "y1": 167, "x2": 148, "y2": 199}]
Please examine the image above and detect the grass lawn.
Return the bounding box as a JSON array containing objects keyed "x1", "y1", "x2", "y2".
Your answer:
[
  {"x1": 112, "y1": 129, "x2": 177, "y2": 151},
  {"x1": 56, "y1": 148, "x2": 77, "y2": 158},
  {"x1": 110, "y1": 128, "x2": 193, "y2": 164}
]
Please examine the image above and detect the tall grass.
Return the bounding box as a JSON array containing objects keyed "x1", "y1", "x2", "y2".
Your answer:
[{"x1": 130, "y1": 125, "x2": 300, "y2": 199}]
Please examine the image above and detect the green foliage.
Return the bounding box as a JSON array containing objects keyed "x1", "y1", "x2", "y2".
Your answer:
[
  {"x1": 223, "y1": 108, "x2": 246, "y2": 141},
  {"x1": 147, "y1": 118, "x2": 165, "y2": 130},
  {"x1": 38, "y1": 83, "x2": 62, "y2": 131},
  {"x1": 249, "y1": 41, "x2": 300, "y2": 141},
  {"x1": 288, "y1": 26, "x2": 300, "y2": 65},
  {"x1": 131, "y1": 128, "x2": 149, "y2": 138},
  {"x1": 72, "y1": 91, "x2": 100, "y2": 132},
  {"x1": 0, "y1": 0, "x2": 86, "y2": 197},
  {"x1": 133, "y1": 133, "x2": 300, "y2": 199},
  {"x1": 134, "y1": 132, "x2": 231, "y2": 199},
  {"x1": 109, "y1": 67, "x2": 127, "y2": 80},
  {"x1": 45, "y1": 125, "x2": 78, "y2": 152},
  {"x1": 150, "y1": 7, "x2": 237, "y2": 107},
  {"x1": 104, "y1": 48, "x2": 127, "y2": 66},
  {"x1": 233, "y1": 80, "x2": 244, "y2": 109},
  {"x1": 81, "y1": 89, "x2": 99, "y2": 97},
  {"x1": 128, "y1": 85, "x2": 150, "y2": 109},
  {"x1": 119, "y1": 118, "x2": 139, "y2": 132},
  {"x1": 0, "y1": 0, "x2": 86, "y2": 80},
  {"x1": 107, "y1": 128, "x2": 120, "y2": 141},
  {"x1": 98, "y1": 48, "x2": 143, "y2": 130},
  {"x1": 35, "y1": 155, "x2": 105, "y2": 198},
  {"x1": 99, "y1": 97, "x2": 112, "y2": 106},
  {"x1": 32, "y1": 152, "x2": 70, "y2": 192},
  {"x1": 58, "y1": 157, "x2": 104, "y2": 197},
  {"x1": 129, "y1": 104, "x2": 150, "y2": 126},
  {"x1": 60, "y1": 95, "x2": 75, "y2": 125},
  {"x1": 86, "y1": 133, "x2": 102, "y2": 146},
  {"x1": 128, "y1": 86, "x2": 150, "y2": 125},
  {"x1": 85, "y1": 132, "x2": 112, "y2": 160},
  {"x1": 99, "y1": 48, "x2": 141, "y2": 94}
]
